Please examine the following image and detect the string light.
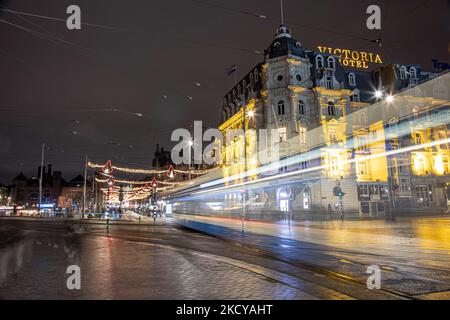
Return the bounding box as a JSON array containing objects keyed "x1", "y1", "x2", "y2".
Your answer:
[
  {"x1": 89, "y1": 161, "x2": 210, "y2": 175},
  {"x1": 96, "y1": 173, "x2": 181, "y2": 186}
]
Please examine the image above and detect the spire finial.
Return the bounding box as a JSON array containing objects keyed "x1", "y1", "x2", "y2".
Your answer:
[{"x1": 280, "y1": 0, "x2": 285, "y2": 25}]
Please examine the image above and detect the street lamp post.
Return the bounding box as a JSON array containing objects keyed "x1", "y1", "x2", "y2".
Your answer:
[
  {"x1": 188, "y1": 140, "x2": 194, "y2": 180},
  {"x1": 38, "y1": 143, "x2": 45, "y2": 217},
  {"x1": 82, "y1": 155, "x2": 88, "y2": 219}
]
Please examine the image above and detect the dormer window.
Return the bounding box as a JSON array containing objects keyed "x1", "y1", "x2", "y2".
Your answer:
[
  {"x1": 351, "y1": 89, "x2": 360, "y2": 102},
  {"x1": 316, "y1": 55, "x2": 324, "y2": 69},
  {"x1": 399, "y1": 66, "x2": 407, "y2": 80},
  {"x1": 274, "y1": 42, "x2": 281, "y2": 47},
  {"x1": 327, "y1": 56, "x2": 336, "y2": 69},
  {"x1": 348, "y1": 73, "x2": 356, "y2": 86},
  {"x1": 410, "y1": 67, "x2": 417, "y2": 79}
]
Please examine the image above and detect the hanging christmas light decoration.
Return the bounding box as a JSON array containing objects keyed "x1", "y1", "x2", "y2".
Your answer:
[
  {"x1": 88, "y1": 161, "x2": 210, "y2": 176},
  {"x1": 102, "y1": 160, "x2": 113, "y2": 174},
  {"x1": 166, "y1": 165, "x2": 176, "y2": 179},
  {"x1": 151, "y1": 176, "x2": 158, "y2": 188},
  {"x1": 96, "y1": 173, "x2": 181, "y2": 186}
]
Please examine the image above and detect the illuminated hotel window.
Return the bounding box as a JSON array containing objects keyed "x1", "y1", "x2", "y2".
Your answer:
[
  {"x1": 316, "y1": 55, "x2": 324, "y2": 68},
  {"x1": 415, "y1": 185, "x2": 433, "y2": 207},
  {"x1": 415, "y1": 133, "x2": 422, "y2": 144},
  {"x1": 357, "y1": 135, "x2": 367, "y2": 150},
  {"x1": 277, "y1": 100, "x2": 285, "y2": 115},
  {"x1": 413, "y1": 154, "x2": 427, "y2": 175},
  {"x1": 400, "y1": 179, "x2": 411, "y2": 192},
  {"x1": 327, "y1": 102, "x2": 335, "y2": 117},
  {"x1": 329, "y1": 154, "x2": 342, "y2": 175},
  {"x1": 357, "y1": 161, "x2": 367, "y2": 175},
  {"x1": 299, "y1": 126, "x2": 307, "y2": 144},
  {"x1": 329, "y1": 128, "x2": 337, "y2": 142},
  {"x1": 298, "y1": 100, "x2": 305, "y2": 115},
  {"x1": 360, "y1": 184, "x2": 369, "y2": 196},
  {"x1": 278, "y1": 127, "x2": 287, "y2": 143},
  {"x1": 372, "y1": 130, "x2": 378, "y2": 140}
]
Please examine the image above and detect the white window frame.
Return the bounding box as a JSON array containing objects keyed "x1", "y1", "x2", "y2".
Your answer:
[
  {"x1": 399, "y1": 66, "x2": 408, "y2": 80},
  {"x1": 348, "y1": 73, "x2": 356, "y2": 86},
  {"x1": 316, "y1": 55, "x2": 324, "y2": 69},
  {"x1": 327, "y1": 56, "x2": 336, "y2": 69}
]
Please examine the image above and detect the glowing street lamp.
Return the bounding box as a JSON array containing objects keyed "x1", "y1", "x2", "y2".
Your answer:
[
  {"x1": 386, "y1": 95, "x2": 394, "y2": 104},
  {"x1": 374, "y1": 90, "x2": 383, "y2": 99}
]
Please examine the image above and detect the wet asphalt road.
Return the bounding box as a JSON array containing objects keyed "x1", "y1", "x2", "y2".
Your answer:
[{"x1": 0, "y1": 217, "x2": 449, "y2": 300}]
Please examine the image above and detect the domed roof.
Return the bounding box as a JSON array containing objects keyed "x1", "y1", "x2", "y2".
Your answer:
[{"x1": 264, "y1": 25, "x2": 306, "y2": 59}]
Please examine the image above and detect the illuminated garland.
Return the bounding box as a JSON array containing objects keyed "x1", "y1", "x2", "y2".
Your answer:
[
  {"x1": 96, "y1": 173, "x2": 182, "y2": 186},
  {"x1": 88, "y1": 161, "x2": 210, "y2": 176}
]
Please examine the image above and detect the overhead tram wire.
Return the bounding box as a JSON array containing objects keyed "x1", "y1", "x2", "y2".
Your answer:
[
  {"x1": 0, "y1": 6, "x2": 261, "y2": 56},
  {"x1": 0, "y1": 18, "x2": 103, "y2": 56},
  {"x1": 188, "y1": 0, "x2": 380, "y2": 44},
  {"x1": 0, "y1": 8, "x2": 131, "y2": 32},
  {"x1": 1, "y1": 5, "x2": 68, "y2": 46}
]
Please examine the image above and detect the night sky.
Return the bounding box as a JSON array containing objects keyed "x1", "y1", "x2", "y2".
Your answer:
[{"x1": 0, "y1": 0, "x2": 448, "y2": 183}]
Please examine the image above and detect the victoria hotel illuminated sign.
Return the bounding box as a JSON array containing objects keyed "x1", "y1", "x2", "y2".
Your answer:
[{"x1": 318, "y1": 46, "x2": 383, "y2": 69}]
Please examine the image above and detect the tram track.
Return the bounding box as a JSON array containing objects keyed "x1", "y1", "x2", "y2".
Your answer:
[{"x1": 3, "y1": 218, "x2": 448, "y2": 300}]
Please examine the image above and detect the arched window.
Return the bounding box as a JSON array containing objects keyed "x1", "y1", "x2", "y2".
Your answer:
[
  {"x1": 237, "y1": 85, "x2": 242, "y2": 95},
  {"x1": 249, "y1": 73, "x2": 254, "y2": 85},
  {"x1": 277, "y1": 100, "x2": 285, "y2": 115},
  {"x1": 298, "y1": 100, "x2": 305, "y2": 115},
  {"x1": 232, "y1": 89, "x2": 236, "y2": 100},
  {"x1": 316, "y1": 55, "x2": 324, "y2": 69},
  {"x1": 351, "y1": 89, "x2": 360, "y2": 102},
  {"x1": 222, "y1": 109, "x2": 228, "y2": 121},
  {"x1": 410, "y1": 67, "x2": 417, "y2": 79},
  {"x1": 348, "y1": 73, "x2": 356, "y2": 86},
  {"x1": 399, "y1": 66, "x2": 407, "y2": 80},
  {"x1": 327, "y1": 101, "x2": 335, "y2": 117},
  {"x1": 327, "y1": 56, "x2": 336, "y2": 69},
  {"x1": 254, "y1": 69, "x2": 259, "y2": 82}
]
